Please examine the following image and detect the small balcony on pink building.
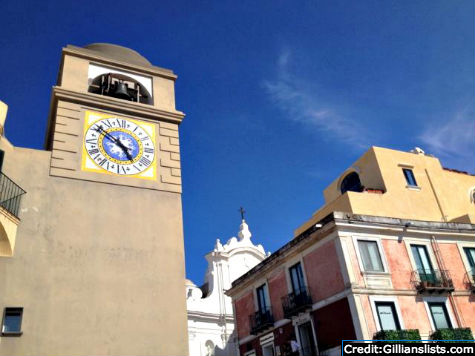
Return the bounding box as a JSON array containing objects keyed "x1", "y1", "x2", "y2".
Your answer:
[
  {"x1": 464, "y1": 268, "x2": 475, "y2": 293},
  {"x1": 411, "y1": 269, "x2": 454, "y2": 294},
  {"x1": 281, "y1": 285, "x2": 313, "y2": 319},
  {"x1": 249, "y1": 309, "x2": 274, "y2": 335}
]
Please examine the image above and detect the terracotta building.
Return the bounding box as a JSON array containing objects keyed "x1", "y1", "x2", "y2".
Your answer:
[
  {"x1": 227, "y1": 147, "x2": 475, "y2": 356},
  {"x1": 0, "y1": 44, "x2": 188, "y2": 355}
]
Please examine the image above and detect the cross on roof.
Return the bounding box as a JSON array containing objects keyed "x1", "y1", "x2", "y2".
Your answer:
[{"x1": 239, "y1": 206, "x2": 246, "y2": 220}]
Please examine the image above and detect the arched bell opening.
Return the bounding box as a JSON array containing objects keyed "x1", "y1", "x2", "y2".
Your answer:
[{"x1": 88, "y1": 73, "x2": 153, "y2": 105}]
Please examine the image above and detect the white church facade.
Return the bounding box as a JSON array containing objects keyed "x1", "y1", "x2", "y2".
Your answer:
[{"x1": 186, "y1": 220, "x2": 269, "y2": 356}]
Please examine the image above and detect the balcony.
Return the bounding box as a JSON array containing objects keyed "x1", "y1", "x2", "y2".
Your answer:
[
  {"x1": 0, "y1": 172, "x2": 26, "y2": 256},
  {"x1": 464, "y1": 269, "x2": 475, "y2": 293},
  {"x1": 282, "y1": 286, "x2": 313, "y2": 319},
  {"x1": 411, "y1": 269, "x2": 454, "y2": 294},
  {"x1": 249, "y1": 309, "x2": 274, "y2": 335},
  {"x1": 0, "y1": 172, "x2": 26, "y2": 219}
]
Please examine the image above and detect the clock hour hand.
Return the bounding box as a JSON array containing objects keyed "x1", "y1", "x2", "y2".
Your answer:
[
  {"x1": 94, "y1": 125, "x2": 133, "y2": 161},
  {"x1": 117, "y1": 140, "x2": 133, "y2": 161}
]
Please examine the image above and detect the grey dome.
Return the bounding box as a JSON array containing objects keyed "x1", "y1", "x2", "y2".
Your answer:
[{"x1": 83, "y1": 43, "x2": 152, "y2": 67}]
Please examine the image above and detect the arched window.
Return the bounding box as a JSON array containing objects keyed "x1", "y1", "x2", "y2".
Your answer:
[
  {"x1": 470, "y1": 187, "x2": 475, "y2": 204},
  {"x1": 340, "y1": 172, "x2": 362, "y2": 194}
]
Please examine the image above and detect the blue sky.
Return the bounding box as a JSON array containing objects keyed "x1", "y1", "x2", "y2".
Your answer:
[{"x1": 1, "y1": 0, "x2": 473, "y2": 284}]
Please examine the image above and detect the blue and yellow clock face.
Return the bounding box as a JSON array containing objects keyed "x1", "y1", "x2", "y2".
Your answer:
[{"x1": 82, "y1": 111, "x2": 157, "y2": 179}]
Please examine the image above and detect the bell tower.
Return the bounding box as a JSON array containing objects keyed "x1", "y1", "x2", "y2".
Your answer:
[
  {"x1": 0, "y1": 44, "x2": 189, "y2": 356},
  {"x1": 45, "y1": 43, "x2": 184, "y2": 191}
]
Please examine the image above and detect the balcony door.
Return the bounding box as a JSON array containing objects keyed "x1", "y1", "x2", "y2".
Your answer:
[
  {"x1": 256, "y1": 284, "x2": 269, "y2": 314},
  {"x1": 464, "y1": 247, "x2": 475, "y2": 270},
  {"x1": 411, "y1": 245, "x2": 435, "y2": 282},
  {"x1": 289, "y1": 262, "x2": 305, "y2": 295},
  {"x1": 297, "y1": 322, "x2": 317, "y2": 356}
]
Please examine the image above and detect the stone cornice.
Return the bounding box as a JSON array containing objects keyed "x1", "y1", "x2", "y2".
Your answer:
[{"x1": 52, "y1": 87, "x2": 185, "y2": 124}]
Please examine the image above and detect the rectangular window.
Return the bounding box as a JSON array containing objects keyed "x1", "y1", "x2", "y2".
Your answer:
[
  {"x1": 403, "y1": 168, "x2": 418, "y2": 187},
  {"x1": 375, "y1": 302, "x2": 401, "y2": 331},
  {"x1": 358, "y1": 240, "x2": 384, "y2": 272},
  {"x1": 411, "y1": 245, "x2": 435, "y2": 282},
  {"x1": 0, "y1": 150, "x2": 4, "y2": 172},
  {"x1": 2, "y1": 307, "x2": 23, "y2": 336},
  {"x1": 464, "y1": 247, "x2": 475, "y2": 270},
  {"x1": 289, "y1": 262, "x2": 305, "y2": 294},
  {"x1": 256, "y1": 284, "x2": 269, "y2": 313},
  {"x1": 428, "y1": 302, "x2": 452, "y2": 330}
]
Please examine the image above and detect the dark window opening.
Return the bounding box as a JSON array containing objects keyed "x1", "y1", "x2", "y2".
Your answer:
[
  {"x1": 403, "y1": 168, "x2": 418, "y2": 187},
  {"x1": 411, "y1": 244, "x2": 435, "y2": 282},
  {"x1": 256, "y1": 284, "x2": 269, "y2": 313},
  {"x1": 464, "y1": 247, "x2": 475, "y2": 270},
  {"x1": 428, "y1": 302, "x2": 452, "y2": 330},
  {"x1": 375, "y1": 302, "x2": 401, "y2": 331},
  {"x1": 340, "y1": 172, "x2": 362, "y2": 194},
  {"x1": 0, "y1": 150, "x2": 4, "y2": 172},
  {"x1": 2, "y1": 307, "x2": 23, "y2": 336},
  {"x1": 289, "y1": 262, "x2": 305, "y2": 294}
]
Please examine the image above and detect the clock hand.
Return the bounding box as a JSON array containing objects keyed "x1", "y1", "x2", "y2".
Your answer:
[
  {"x1": 117, "y1": 140, "x2": 133, "y2": 161},
  {"x1": 94, "y1": 125, "x2": 133, "y2": 161}
]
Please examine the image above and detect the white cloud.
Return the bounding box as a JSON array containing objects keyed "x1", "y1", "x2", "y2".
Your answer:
[
  {"x1": 419, "y1": 107, "x2": 474, "y2": 170},
  {"x1": 262, "y1": 50, "x2": 370, "y2": 148}
]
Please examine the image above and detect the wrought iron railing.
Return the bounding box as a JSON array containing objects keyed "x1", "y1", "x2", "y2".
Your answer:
[
  {"x1": 249, "y1": 309, "x2": 274, "y2": 335},
  {"x1": 411, "y1": 269, "x2": 454, "y2": 293},
  {"x1": 0, "y1": 172, "x2": 26, "y2": 218},
  {"x1": 464, "y1": 268, "x2": 475, "y2": 292},
  {"x1": 282, "y1": 285, "x2": 313, "y2": 319}
]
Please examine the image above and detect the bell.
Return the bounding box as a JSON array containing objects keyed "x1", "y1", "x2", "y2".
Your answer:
[{"x1": 111, "y1": 81, "x2": 130, "y2": 100}]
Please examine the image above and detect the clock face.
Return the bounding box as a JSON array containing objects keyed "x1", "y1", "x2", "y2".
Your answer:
[{"x1": 82, "y1": 111, "x2": 157, "y2": 179}]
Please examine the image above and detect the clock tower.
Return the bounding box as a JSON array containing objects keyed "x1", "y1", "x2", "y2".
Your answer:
[
  {"x1": 45, "y1": 43, "x2": 184, "y2": 190},
  {"x1": 0, "y1": 44, "x2": 188, "y2": 355}
]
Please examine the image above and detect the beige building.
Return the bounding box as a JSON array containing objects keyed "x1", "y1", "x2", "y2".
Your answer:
[
  {"x1": 0, "y1": 44, "x2": 188, "y2": 355},
  {"x1": 296, "y1": 146, "x2": 475, "y2": 236}
]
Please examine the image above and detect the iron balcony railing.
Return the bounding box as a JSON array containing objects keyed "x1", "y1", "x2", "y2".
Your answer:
[
  {"x1": 282, "y1": 285, "x2": 313, "y2": 319},
  {"x1": 464, "y1": 268, "x2": 475, "y2": 292},
  {"x1": 0, "y1": 172, "x2": 26, "y2": 219},
  {"x1": 249, "y1": 308, "x2": 274, "y2": 335},
  {"x1": 411, "y1": 269, "x2": 454, "y2": 293}
]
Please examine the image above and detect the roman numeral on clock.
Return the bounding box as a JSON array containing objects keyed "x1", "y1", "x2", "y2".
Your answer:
[
  {"x1": 88, "y1": 148, "x2": 99, "y2": 155},
  {"x1": 116, "y1": 119, "x2": 126, "y2": 128},
  {"x1": 86, "y1": 139, "x2": 97, "y2": 144},
  {"x1": 139, "y1": 157, "x2": 151, "y2": 166},
  {"x1": 98, "y1": 158, "x2": 107, "y2": 166},
  {"x1": 144, "y1": 147, "x2": 154, "y2": 154}
]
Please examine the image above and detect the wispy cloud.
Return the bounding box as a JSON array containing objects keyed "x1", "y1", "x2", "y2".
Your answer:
[
  {"x1": 262, "y1": 49, "x2": 370, "y2": 148},
  {"x1": 419, "y1": 105, "x2": 475, "y2": 171}
]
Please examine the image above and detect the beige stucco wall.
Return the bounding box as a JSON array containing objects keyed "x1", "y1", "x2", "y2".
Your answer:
[
  {"x1": 0, "y1": 45, "x2": 189, "y2": 355},
  {"x1": 0, "y1": 144, "x2": 188, "y2": 356}
]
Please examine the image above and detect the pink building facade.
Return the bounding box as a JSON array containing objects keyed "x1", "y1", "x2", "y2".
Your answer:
[{"x1": 228, "y1": 212, "x2": 475, "y2": 356}]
